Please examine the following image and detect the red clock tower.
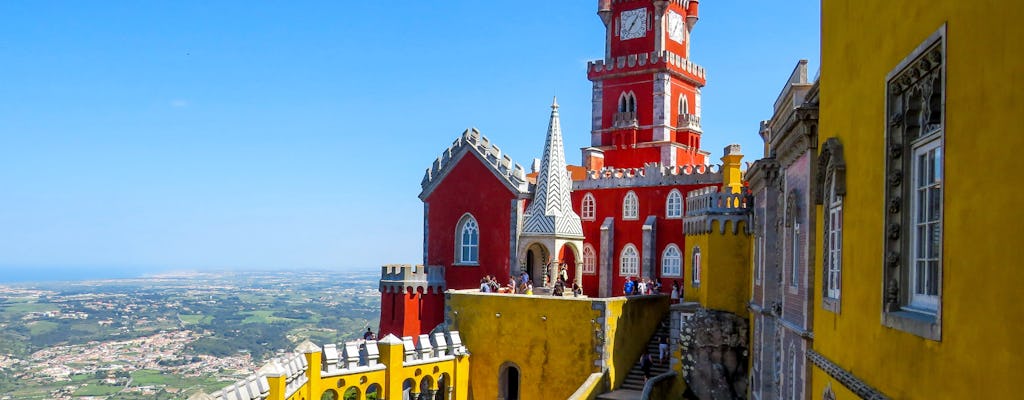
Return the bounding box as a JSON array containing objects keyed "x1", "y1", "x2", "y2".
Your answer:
[{"x1": 585, "y1": 0, "x2": 707, "y2": 170}]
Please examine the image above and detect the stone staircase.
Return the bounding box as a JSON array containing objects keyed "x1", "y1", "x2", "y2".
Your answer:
[{"x1": 596, "y1": 316, "x2": 672, "y2": 400}]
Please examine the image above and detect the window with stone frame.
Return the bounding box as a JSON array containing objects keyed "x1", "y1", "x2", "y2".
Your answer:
[
  {"x1": 786, "y1": 190, "x2": 801, "y2": 289},
  {"x1": 455, "y1": 214, "x2": 480, "y2": 265},
  {"x1": 818, "y1": 138, "x2": 846, "y2": 312},
  {"x1": 691, "y1": 246, "x2": 701, "y2": 286},
  {"x1": 661, "y1": 244, "x2": 682, "y2": 276},
  {"x1": 666, "y1": 189, "x2": 683, "y2": 219},
  {"x1": 882, "y1": 27, "x2": 944, "y2": 341},
  {"x1": 623, "y1": 191, "x2": 639, "y2": 220},
  {"x1": 619, "y1": 244, "x2": 639, "y2": 276},
  {"x1": 583, "y1": 244, "x2": 597, "y2": 274}
]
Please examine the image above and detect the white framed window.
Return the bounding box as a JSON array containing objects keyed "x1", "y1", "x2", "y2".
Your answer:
[
  {"x1": 910, "y1": 139, "x2": 942, "y2": 312},
  {"x1": 665, "y1": 189, "x2": 682, "y2": 219},
  {"x1": 826, "y1": 180, "x2": 843, "y2": 300},
  {"x1": 691, "y1": 246, "x2": 701, "y2": 286},
  {"x1": 583, "y1": 244, "x2": 597, "y2": 274},
  {"x1": 818, "y1": 137, "x2": 846, "y2": 311},
  {"x1": 455, "y1": 214, "x2": 479, "y2": 265},
  {"x1": 661, "y1": 244, "x2": 681, "y2": 276},
  {"x1": 754, "y1": 207, "x2": 765, "y2": 285},
  {"x1": 679, "y1": 95, "x2": 689, "y2": 116},
  {"x1": 623, "y1": 191, "x2": 639, "y2": 220},
  {"x1": 581, "y1": 193, "x2": 596, "y2": 221},
  {"x1": 619, "y1": 244, "x2": 639, "y2": 276},
  {"x1": 881, "y1": 27, "x2": 944, "y2": 340}
]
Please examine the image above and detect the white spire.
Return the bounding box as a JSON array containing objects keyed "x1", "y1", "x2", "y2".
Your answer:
[{"x1": 522, "y1": 99, "x2": 584, "y2": 237}]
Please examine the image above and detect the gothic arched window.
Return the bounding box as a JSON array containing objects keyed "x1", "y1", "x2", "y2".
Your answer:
[
  {"x1": 619, "y1": 244, "x2": 639, "y2": 276},
  {"x1": 661, "y1": 244, "x2": 681, "y2": 276},
  {"x1": 583, "y1": 244, "x2": 597, "y2": 274},
  {"x1": 581, "y1": 193, "x2": 596, "y2": 220},
  {"x1": 666, "y1": 189, "x2": 683, "y2": 218},
  {"x1": 623, "y1": 191, "x2": 639, "y2": 220},
  {"x1": 456, "y1": 214, "x2": 479, "y2": 265}
]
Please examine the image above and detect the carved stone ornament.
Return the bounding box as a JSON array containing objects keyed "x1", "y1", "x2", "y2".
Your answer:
[
  {"x1": 886, "y1": 252, "x2": 900, "y2": 269},
  {"x1": 887, "y1": 223, "x2": 901, "y2": 240},
  {"x1": 888, "y1": 170, "x2": 902, "y2": 187},
  {"x1": 888, "y1": 197, "x2": 901, "y2": 214},
  {"x1": 816, "y1": 137, "x2": 847, "y2": 204}
]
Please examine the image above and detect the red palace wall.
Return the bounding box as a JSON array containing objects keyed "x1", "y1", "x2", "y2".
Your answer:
[
  {"x1": 572, "y1": 182, "x2": 717, "y2": 297},
  {"x1": 425, "y1": 153, "x2": 518, "y2": 290}
]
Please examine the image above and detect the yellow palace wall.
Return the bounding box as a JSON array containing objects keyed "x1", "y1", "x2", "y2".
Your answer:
[
  {"x1": 814, "y1": 1, "x2": 1024, "y2": 398},
  {"x1": 684, "y1": 220, "x2": 751, "y2": 317},
  {"x1": 446, "y1": 291, "x2": 669, "y2": 399}
]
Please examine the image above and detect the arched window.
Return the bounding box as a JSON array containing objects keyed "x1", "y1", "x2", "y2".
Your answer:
[
  {"x1": 622, "y1": 191, "x2": 639, "y2": 220},
  {"x1": 456, "y1": 214, "x2": 479, "y2": 265},
  {"x1": 618, "y1": 92, "x2": 637, "y2": 113},
  {"x1": 620, "y1": 244, "x2": 639, "y2": 276},
  {"x1": 691, "y1": 246, "x2": 701, "y2": 286},
  {"x1": 581, "y1": 193, "x2": 596, "y2": 220},
  {"x1": 662, "y1": 244, "x2": 681, "y2": 276},
  {"x1": 583, "y1": 244, "x2": 597, "y2": 274},
  {"x1": 320, "y1": 389, "x2": 338, "y2": 400},
  {"x1": 679, "y1": 95, "x2": 689, "y2": 115},
  {"x1": 818, "y1": 137, "x2": 846, "y2": 312},
  {"x1": 665, "y1": 189, "x2": 682, "y2": 218}
]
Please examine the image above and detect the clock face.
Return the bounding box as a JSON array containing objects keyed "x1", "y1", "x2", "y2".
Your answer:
[
  {"x1": 619, "y1": 8, "x2": 648, "y2": 40},
  {"x1": 668, "y1": 12, "x2": 685, "y2": 43}
]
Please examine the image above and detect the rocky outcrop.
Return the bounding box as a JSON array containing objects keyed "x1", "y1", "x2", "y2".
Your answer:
[{"x1": 679, "y1": 308, "x2": 748, "y2": 400}]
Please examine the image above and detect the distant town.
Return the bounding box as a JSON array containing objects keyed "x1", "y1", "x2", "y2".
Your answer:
[{"x1": 0, "y1": 270, "x2": 380, "y2": 399}]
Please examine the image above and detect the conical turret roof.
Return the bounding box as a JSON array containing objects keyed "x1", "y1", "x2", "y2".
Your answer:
[{"x1": 522, "y1": 98, "x2": 584, "y2": 237}]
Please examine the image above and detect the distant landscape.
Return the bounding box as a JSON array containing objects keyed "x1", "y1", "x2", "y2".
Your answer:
[{"x1": 0, "y1": 269, "x2": 381, "y2": 399}]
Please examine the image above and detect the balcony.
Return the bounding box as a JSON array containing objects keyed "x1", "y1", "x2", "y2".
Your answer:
[
  {"x1": 677, "y1": 113, "x2": 702, "y2": 132},
  {"x1": 612, "y1": 112, "x2": 638, "y2": 128}
]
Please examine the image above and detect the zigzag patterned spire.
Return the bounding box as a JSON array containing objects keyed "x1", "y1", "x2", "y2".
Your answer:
[{"x1": 522, "y1": 98, "x2": 584, "y2": 237}]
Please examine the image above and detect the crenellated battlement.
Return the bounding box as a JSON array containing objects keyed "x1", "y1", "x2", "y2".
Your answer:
[
  {"x1": 201, "y1": 331, "x2": 469, "y2": 400},
  {"x1": 379, "y1": 264, "x2": 446, "y2": 294},
  {"x1": 588, "y1": 50, "x2": 706, "y2": 82},
  {"x1": 573, "y1": 163, "x2": 722, "y2": 190},
  {"x1": 420, "y1": 128, "x2": 529, "y2": 199},
  {"x1": 684, "y1": 186, "x2": 753, "y2": 235}
]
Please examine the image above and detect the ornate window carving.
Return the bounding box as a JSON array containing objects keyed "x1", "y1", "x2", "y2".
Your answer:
[
  {"x1": 666, "y1": 189, "x2": 683, "y2": 219},
  {"x1": 619, "y1": 244, "x2": 639, "y2": 276},
  {"x1": 882, "y1": 26, "x2": 944, "y2": 341},
  {"x1": 623, "y1": 191, "x2": 639, "y2": 220},
  {"x1": 818, "y1": 138, "x2": 846, "y2": 312},
  {"x1": 691, "y1": 246, "x2": 701, "y2": 286},
  {"x1": 455, "y1": 214, "x2": 480, "y2": 265},
  {"x1": 581, "y1": 193, "x2": 596, "y2": 221},
  {"x1": 661, "y1": 244, "x2": 681, "y2": 276},
  {"x1": 583, "y1": 244, "x2": 597, "y2": 274},
  {"x1": 789, "y1": 344, "x2": 798, "y2": 400}
]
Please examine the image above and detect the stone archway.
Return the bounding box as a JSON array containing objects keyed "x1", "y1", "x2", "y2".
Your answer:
[{"x1": 523, "y1": 242, "x2": 550, "y2": 287}]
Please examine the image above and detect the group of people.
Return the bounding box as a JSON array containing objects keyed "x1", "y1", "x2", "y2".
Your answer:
[
  {"x1": 622, "y1": 277, "x2": 685, "y2": 304},
  {"x1": 477, "y1": 265, "x2": 584, "y2": 297},
  {"x1": 622, "y1": 276, "x2": 662, "y2": 296},
  {"x1": 638, "y1": 335, "x2": 672, "y2": 382}
]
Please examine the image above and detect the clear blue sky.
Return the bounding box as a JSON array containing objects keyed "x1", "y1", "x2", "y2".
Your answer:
[{"x1": 0, "y1": 1, "x2": 819, "y2": 273}]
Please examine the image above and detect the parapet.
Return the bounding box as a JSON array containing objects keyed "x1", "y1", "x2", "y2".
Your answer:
[
  {"x1": 379, "y1": 264, "x2": 446, "y2": 294},
  {"x1": 573, "y1": 163, "x2": 723, "y2": 190},
  {"x1": 684, "y1": 186, "x2": 753, "y2": 235},
  {"x1": 420, "y1": 128, "x2": 529, "y2": 199},
  {"x1": 588, "y1": 50, "x2": 706, "y2": 82}
]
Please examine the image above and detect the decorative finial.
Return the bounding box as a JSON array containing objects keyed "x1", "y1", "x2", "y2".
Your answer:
[{"x1": 551, "y1": 96, "x2": 559, "y2": 109}]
